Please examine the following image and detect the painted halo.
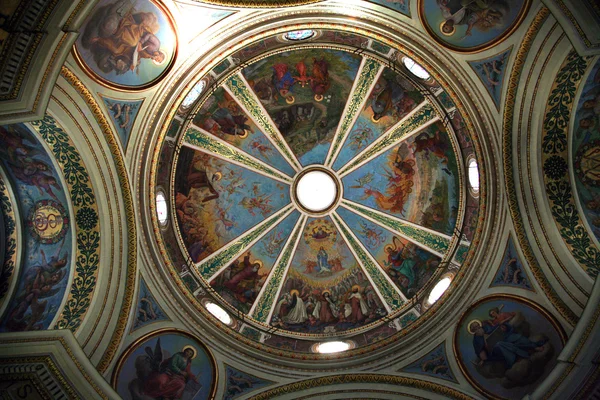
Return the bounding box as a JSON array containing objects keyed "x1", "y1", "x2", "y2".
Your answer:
[
  {"x1": 418, "y1": 0, "x2": 532, "y2": 53},
  {"x1": 454, "y1": 295, "x2": 566, "y2": 400},
  {"x1": 74, "y1": 0, "x2": 177, "y2": 90},
  {"x1": 112, "y1": 329, "x2": 217, "y2": 399}
]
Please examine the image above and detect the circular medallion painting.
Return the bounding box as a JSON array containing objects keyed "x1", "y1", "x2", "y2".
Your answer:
[
  {"x1": 75, "y1": 0, "x2": 177, "y2": 89},
  {"x1": 28, "y1": 199, "x2": 69, "y2": 244},
  {"x1": 454, "y1": 295, "x2": 566, "y2": 400},
  {"x1": 113, "y1": 330, "x2": 217, "y2": 400},
  {"x1": 418, "y1": 0, "x2": 531, "y2": 52}
]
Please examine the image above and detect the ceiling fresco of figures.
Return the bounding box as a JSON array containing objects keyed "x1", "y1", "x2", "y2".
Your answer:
[
  {"x1": 75, "y1": 0, "x2": 177, "y2": 89},
  {"x1": 419, "y1": 0, "x2": 530, "y2": 52},
  {"x1": 242, "y1": 49, "x2": 363, "y2": 166},
  {"x1": 165, "y1": 44, "x2": 478, "y2": 340},
  {"x1": 0, "y1": 124, "x2": 72, "y2": 332}
]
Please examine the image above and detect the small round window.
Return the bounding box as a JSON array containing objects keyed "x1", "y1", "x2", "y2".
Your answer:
[
  {"x1": 181, "y1": 80, "x2": 206, "y2": 109},
  {"x1": 427, "y1": 277, "x2": 452, "y2": 305},
  {"x1": 284, "y1": 30, "x2": 316, "y2": 41},
  {"x1": 467, "y1": 157, "x2": 480, "y2": 195},
  {"x1": 402, "y1": 57, "x2": 431, "y2": 80},
  {"x1": 312, "y1": 340, "x2": 354, "y2": 354},
  {"x1": 205, "y1": 302, "x2": 232, "y2": 325},
  {"x1": 156, "y1": 191, "x2": 168, "y2": 226}
]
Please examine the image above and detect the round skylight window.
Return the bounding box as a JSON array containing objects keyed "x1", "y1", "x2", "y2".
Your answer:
[
  {"x1": 428, "y1": 277, "x2": 452, "y2": 305},
  {"x1": 315, "y1": 341, "x2": 351, "y2": 354},
  {"x1": 294, "y1": 169, "x2": 338, "y2": 213}
]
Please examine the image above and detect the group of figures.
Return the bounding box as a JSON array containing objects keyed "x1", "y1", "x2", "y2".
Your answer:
[
  {"x1": 76, "y1": 0, "x2": 176, "y2": 88},
  {"x1": 344, "y1": 123, "x2": 458, "y2": 237},
  {"x1": 271, "y1": 268, "x2": 386, "y2": 333},
  {"x1": 421, "y1": 0, "x2": 530, "y2": 51},
  {"x1": 191, "y1": 88, "x2": 295, "y2": 177},
  {"x1": 0, "y1": 125, "x2": 71, "y2": 332},
  {"x1": 243, "y1": 49, "x2": 361, "y2": 164}
]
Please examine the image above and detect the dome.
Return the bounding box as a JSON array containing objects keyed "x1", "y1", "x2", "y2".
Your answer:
[
  {"x1": 0, "y1": 0, "x2": 599, "y2": 399},
  {"x1": 152, "y1": 24, "x2": 483, "y2": 357}
]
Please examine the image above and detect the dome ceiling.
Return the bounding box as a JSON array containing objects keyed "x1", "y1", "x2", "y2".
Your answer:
[{"x1": 156, "y1": 30, "x2": 482, "y2": 348}]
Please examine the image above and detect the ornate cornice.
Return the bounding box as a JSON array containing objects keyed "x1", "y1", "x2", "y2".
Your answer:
[{"x1": 58, "y1": 66, "x2": 138, "y2": 373}]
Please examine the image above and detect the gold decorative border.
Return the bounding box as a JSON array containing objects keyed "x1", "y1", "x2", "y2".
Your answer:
[
  {"x1": 501, "y1": 6, "x2": 579, "y2": 326},
  {"x1": 417, "y1": 0, "x2": 533, "y2": 54},
  {"x1": 71, "y1": 0, "x2": 179, "y2": 92},
  {"x1": 452, "y1": 293, "x2": 568, "y2": 400},
  {"x1": 248, "y1": 374, "x2": 475, "y2": 400},
  {"x1": 111, "y1": 328, "x2": 218, "y2": 400},
  {"x1": 193, "y1": 0, "x2": 322, "y2": 7},
  {"x1": 554, "y1": 0, "x2": 600, "y2": 49},
  {"x1": 59, "y1": 66, "x2": 138, "y2": 373},
  {"x1": 149, "y1": 22, "x2": 486, "y2": 360}
]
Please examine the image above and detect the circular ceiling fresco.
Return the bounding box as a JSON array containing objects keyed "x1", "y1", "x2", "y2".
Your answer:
[{"x1": 154, "y1": 29, "x2": 482, "y2": 352}]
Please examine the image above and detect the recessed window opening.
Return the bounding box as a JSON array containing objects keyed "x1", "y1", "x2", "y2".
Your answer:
[
  {"x1": 403, "y1": 57, "x2": 431, "y2": 80},
  {"x1": 468, "y1": 157, "x2": 480, "y2": 194},
  {"x1": 284, "y1": 30, "x2": 316, "y2": 41},
  {"x1": 316, "y1": 341, "x2": 351, "y2": 354},
  {"x1": 428, "y1": 277, "x2": 452, "y2": 305},
  {"x1": 156, "y1": 191, "x2": 168, "y2": 226},
  {"x1": 181, "y1": 80, "x2": 206, "y2": 108},
  {"x1": 205, "y1": 302, "x2": 232, "y2": 325}
]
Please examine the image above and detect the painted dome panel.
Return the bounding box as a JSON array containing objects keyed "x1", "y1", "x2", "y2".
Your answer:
[
  {"x1": 332, "y1": 68, "x2": 425, "y2": 171},
  {"x1": 191, "y1": 87, "x2": 296, "y2": 177},
  {"x1": 342, "y1": 121, "x2": 460, "y2": 236},
  {"x1": 337, "y1": 207, "x2": 442, "y2": 299},
  {"x1": 242, "y1": 49, "x2": 362, "y2": 165},
  {"x1": 269, "y1": 216, "x2": 388, "y2": 334},
  {"x1": 174, "y1": 147, "x2": 291, "y2": 263},
  {"x1": 210, "y1": 210, "x2": 300, "y2": 314}
]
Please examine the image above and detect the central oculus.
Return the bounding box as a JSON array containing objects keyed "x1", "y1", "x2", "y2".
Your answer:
[{"x1": 293, "y1": 168, "x2": 340, "y2": 213}]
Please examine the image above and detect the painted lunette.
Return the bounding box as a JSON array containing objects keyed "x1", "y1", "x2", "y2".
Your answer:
[
  {"x1": 251, "y1": 216, "x2": 306, "y2": 323},
  {"x1": 31, "y1": 116, "x2": 101, "y2": 332},
  {"x1": 332, "y1": 212, "x2": 405, "y2": 310},
  {"x1": 184, "y1": 127, "x2": 292, "y2": 183},
  {"x1": 225, "y1": 74, "x2": 302, "y2": 170},
  {"x1": 0, "y1": 171, "x2": 18, "y2": 309},
  {"x1": 541, "y1": 52, "x2": 599, "y2": 277},
  {"x1": 341, "y1": 201, "x2": 468, "y2": 259},
  {"x1": 196, "y1": 205, "x2": 295, "y2": 279},
  {"x1": 326, "y1": 58, "x2": 383, "y2": 166},
  {"x1": 338, "y1": 103, "x2": 438, "y2": 176}
]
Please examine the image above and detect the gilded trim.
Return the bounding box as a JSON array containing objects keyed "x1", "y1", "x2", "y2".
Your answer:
[
  {"x1": 501, "y1": 6, "x2": 578, "y2": 326},
  {"x1": 248, "y1": 374, "x2": 474, "y2": 400},
  {"x1": 59, "y1": 67, "x2": 138, "y2": 373}
]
